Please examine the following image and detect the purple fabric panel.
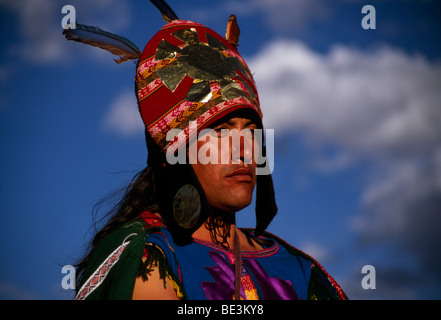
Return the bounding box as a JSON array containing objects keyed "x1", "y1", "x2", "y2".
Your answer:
[
  {"x1": 201, "y1": 251, "x2": 246, "y2": 299},
  {"x1": 244, "y1": 259, "x2": 299, "y2": 300}
]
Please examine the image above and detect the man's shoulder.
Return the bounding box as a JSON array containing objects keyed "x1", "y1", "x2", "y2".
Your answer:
[
  {"x1": 247, "y1": 228, "x2": 348, "y2": 300},
  {"x1": 243, "y1": 228, "x2": 313, "y2": 259},
  {"x1": 95, "y1": 212, "x2": 164, "y2": 252},
  {"x1": 75, "y1": 215, "x2": 162, "y2": 300}
]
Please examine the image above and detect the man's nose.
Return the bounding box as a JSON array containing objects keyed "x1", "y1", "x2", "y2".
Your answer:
[{"x1": 230, "y1": 130, "x2": 254, "y2": 164}]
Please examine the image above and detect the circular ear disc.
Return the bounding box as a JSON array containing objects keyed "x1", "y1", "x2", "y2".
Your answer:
[{"x1": 173, "y1": 184, "x2": 201, "y2": 229}]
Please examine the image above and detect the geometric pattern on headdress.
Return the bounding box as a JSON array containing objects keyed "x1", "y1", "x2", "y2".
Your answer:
[{"x1": 135, "y1": 20, "x2": 262, "y2": 153}]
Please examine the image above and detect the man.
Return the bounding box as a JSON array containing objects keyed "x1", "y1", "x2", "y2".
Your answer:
[
  {"x1": 133, "y1": 113, "x2": 266, "y2": 300},
  {"x1": 71, "y1": 18, "x2": 347, "y2": 300}
]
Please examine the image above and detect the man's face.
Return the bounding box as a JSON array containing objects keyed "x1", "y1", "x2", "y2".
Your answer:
[{"x1": 190, "y1": 116, "x2": 259, "y2": 214}]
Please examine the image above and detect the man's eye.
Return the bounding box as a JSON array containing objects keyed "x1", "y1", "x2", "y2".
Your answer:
[
  {"x1": 214, "y1": 128, "x2": 230, "y2": 137},
  {"x1": 242, "y1": 128, "x2": 256, "y2": 139}
]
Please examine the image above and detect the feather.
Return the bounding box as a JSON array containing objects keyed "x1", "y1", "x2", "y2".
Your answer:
[
  {"x1": 63, "y1": 23, "x2": 141, "y2": 64},
  {"x1": 225, "y1": 15, "x2": 240, "y2": 47},
  {"x1": 149, "y1": 0, "x2": 179, "y2": 22}
]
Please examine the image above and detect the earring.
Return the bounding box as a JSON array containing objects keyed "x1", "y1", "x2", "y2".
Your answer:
[{"x1": 173, "y1": 184, "x2": 201, "y2": 229}]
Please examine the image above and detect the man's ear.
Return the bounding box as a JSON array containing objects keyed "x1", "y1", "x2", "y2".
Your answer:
[{"x1": 156, "y1": 163, "x2": 212, "y2": 245}]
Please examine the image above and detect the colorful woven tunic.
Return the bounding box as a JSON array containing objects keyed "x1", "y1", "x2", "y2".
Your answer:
[{"x1": 75, "y1": 212, "x2": 347, "y2": 300}]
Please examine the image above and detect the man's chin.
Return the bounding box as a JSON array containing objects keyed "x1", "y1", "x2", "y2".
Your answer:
[{"x1": 225, "y1": 197, "x2": 253, "y2": 213}]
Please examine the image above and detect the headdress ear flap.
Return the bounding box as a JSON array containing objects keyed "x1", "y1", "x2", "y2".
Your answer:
[
  {"x1": 254, "y1": 145, "x2": 277, "y2": 236},
  {"x1": 146, "y1": 131, "x2": 211, "y2": 245}
]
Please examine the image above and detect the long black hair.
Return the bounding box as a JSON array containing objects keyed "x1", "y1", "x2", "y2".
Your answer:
[
  {"x1": 74, "y1": 156, "x2": 233, "y2": 285},
  {"x1": 75, "y1": 165, "x2": 160, "y2": 281}
]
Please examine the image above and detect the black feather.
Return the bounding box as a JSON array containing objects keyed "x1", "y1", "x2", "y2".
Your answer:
[
  {"x1": 63, "y1": 23, "x2": 141, "y2": 63},
  {"x1": 149, "y1": 0, "x2": 179, "y2": 22}
]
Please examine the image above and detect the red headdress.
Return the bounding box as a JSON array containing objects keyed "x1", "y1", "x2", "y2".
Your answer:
[
  {"x1": 63, "y1": 1, "x2": 277, "y2": 245},
  {"x1": 136, "y1": 19, "x2": 262, "y2": 155}
]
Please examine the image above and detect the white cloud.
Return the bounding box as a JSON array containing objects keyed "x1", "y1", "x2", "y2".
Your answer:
[
  {"x1": 102, "y1": 90, "x2": 144, "y2": 137},
  {"x1": 249, "y1": 40, "x2": 441, "y2": 157},
  {"x1": 247, "y1": 39, "x2": 441, "y2": 297},
  {"x1": 298, "y1": 241, "x2": 329, "y2": 264}
]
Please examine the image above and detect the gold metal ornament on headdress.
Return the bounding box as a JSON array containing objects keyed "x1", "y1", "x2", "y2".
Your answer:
[{"x1": 154, "y1": 28, "x2": 255, "y2": 103}]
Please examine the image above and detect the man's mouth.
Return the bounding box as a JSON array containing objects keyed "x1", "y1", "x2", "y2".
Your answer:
[{"x1": 225, "y1": 167, "x2": 253, "y2": 182}]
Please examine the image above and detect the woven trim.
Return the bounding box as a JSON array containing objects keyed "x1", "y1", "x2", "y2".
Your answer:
[
  {"x1": 164, "y1": 96, "x2": 259, "y2": 153},
  {"x1": 192, "y1": 236, "x2": 279, "y2": 259},
  {"x1": 75, "y1": 234, "x2": 137, "y2": 300}
]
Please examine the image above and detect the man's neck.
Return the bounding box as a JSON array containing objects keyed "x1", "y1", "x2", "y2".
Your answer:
[
  {"x1": 192, "y1": 211, "x2": 237, "y2": 248},
  {"x1": 192, "y1": 215, "x2": 263, "y2": 252}
]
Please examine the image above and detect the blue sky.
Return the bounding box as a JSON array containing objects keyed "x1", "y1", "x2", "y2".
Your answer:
[{"x1": 0, "y1": 0, "x2": 440, "y2": 299}]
